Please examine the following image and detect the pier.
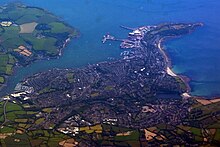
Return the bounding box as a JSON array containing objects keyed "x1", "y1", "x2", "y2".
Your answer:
[
  {"x1": 102, "y1": 25, "x2": 147, "y2": 49},
  {"x1": 120, "y1": 25, "x2": 136, "y2": 31},
  {"x1": 102, "y1": 34, "x2": 125, "y2": 43}
]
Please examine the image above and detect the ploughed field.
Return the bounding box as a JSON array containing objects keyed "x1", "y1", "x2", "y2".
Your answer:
[{"x1": 0, "y1": 3, "x2": 78, "y2": 89}]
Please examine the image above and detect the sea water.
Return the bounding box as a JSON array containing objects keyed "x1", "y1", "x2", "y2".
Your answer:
[{"x1": 0, "y1": 0, "x2": 220, "y2": 97}]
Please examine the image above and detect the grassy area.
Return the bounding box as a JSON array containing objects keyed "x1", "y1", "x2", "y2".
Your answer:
[
  {"x1": 0, "y1": 76, "x2": 5, "y2": 84},
  {"x1": 76, "y1": 124, "x2": 141, "y2": 146},
  {"x1": 80, "y1": 124, "x2": 102, "y2": 134},
  {"x1": 187, "y1": 100, "x2": 220, "y2": 129},
  {"x1": 0, "y1": 5, "x2": 47, "y2": 25},
  {"x1": 0, "y1": 100, "x2": 71, "y2": 146},
  {"x1": 1, "y1": 99, "x2": 220, "y2": 146},
  {"x1": 14, "y1": 119, "x2": 28, "y2": 123},
  {"x1": 0, "y1": 26, "x2": 20, "y2": 42},
  {"x1": 6, "y1": 102, "x2": 23, "y2": 112},
  {"x1": 0, "y1": 54, "x2": 10, "y2": 75},
  {"x1": 189, "y1": 127, "x2": 202, "y2": 136},
  {"x1": 49, "y1": 22, "x2": 73, "y2": 34},
  {"x1": 35, "y1": 118, "x2": 45, "y2": 125},
  {"x1": 115, "y1": 130, "x2": 140, "y2": 141},
  {"x1": 38, "y1": 87, "x2": 56, "y2": 94},
  {"x1": 66, "y1": 73, "x2": 75, "y2": 83},
  {"x1": 21, "y1": 33, "x2": 58, "y2": 55},
  {"x1": 0, "y1": 53, "x2": 15, "y2": 84},
  {"x1": 42, "y1": 108, "x2": 52, "y2": 113},
  {"x1": 0, "y1": 126, "x2": 16, "y2": 133}
]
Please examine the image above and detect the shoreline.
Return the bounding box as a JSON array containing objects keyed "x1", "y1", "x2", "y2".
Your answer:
[
  {"x1": 158, "y1": 38, "x2": 192, "y2": 97},
  {"x1": 158, "y1": 33, "x2": 220, "y2": 99}
]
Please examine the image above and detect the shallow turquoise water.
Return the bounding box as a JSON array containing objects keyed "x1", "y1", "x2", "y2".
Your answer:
[{"x1": 0, "y1": 0, "x2": 220, "y2": 97}]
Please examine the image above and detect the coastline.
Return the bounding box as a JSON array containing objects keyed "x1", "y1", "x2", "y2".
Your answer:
[
  {"x1": 58, "y1": 31, "x2": 80, "y2": 56},
  {"x1": 156, "y1": 23, "x2": 220, "y2": 99},
  {"x1": 158, "y1": 38, "x2": 192, "y2": 97}
]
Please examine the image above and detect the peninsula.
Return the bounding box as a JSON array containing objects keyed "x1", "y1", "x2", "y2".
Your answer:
[
  {"x1": 0, "y1": 3, "x2": 79, "y2": 91},
  {"x1": 1, "y1": 22, "x2": 219, "y2": 146}
]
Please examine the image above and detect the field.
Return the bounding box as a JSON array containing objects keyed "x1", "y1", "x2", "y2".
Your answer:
[
  {"x1": 1, "y1": 97, "x2": 220, "y2": 146},
  {"x1": 0, "y1": 76, "x2": 5, "y2": 84},
  {"x1": 19, "y1": 22, "x2": 38, "y2": 33},
  {"x1": 0, "y1": 54, "x2": 15, "y2": 76},
  {"x1": 187, "y1": 99, "x2": 220, "y2": 129},
  {"x1": 0, "y1": 101, "x2": 70, "y2": 146},
  {"x1": 72, "y1": 124, "x2": 142, "y2": 146}
]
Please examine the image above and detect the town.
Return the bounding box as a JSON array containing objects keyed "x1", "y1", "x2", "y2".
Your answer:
[
  {"x1": 8, "y1": 22, "x2": 202, "y2": 127},
  {"x1": 1, "y1": 22, "x2": 212, "y2": 146}
]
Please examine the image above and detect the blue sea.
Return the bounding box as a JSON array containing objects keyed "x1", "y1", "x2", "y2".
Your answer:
[{"x1": 0, "y1": 0, "x2": 220, "y2": 98}]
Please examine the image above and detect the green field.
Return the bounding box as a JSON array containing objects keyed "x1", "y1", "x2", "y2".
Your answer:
[
  {"x1": 0, "y1": 54, "x2": 14, "y2": 76},
  {"x1": 0, "y1": 76, "x2": 5, "y2": 84},
  {"x1": 0, "y1": 101, "x2": 70, "y2": 147}
]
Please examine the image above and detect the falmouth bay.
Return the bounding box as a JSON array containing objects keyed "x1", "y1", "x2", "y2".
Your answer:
[{"x1": 0, "y1": 0, "x2": 220, "y2": 98}]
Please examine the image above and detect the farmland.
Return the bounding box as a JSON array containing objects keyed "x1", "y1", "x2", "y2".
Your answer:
[{"x1": 0, "y1": 101, "x2": 71, "y2": 146}]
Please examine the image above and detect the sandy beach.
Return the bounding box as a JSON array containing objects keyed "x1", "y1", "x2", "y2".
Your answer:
[
  {"x1": 158, "y1": 38, "x2": 191, "y2": 95},
  {"x1": 166, "y1": 67, "x2": 177, "y2": 77}
]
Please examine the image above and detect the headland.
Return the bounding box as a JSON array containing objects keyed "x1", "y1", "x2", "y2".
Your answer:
[
  {"x1": 2, "y1": 18, "x2": 220, "y2": 145},
  {"x1": 0, "y1": 3, "x2": 79, "y2": 91}
]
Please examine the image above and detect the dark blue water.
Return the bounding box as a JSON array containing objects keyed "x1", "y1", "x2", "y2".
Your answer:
[{"x1": 0, "y1": 0, "x2": 220, "y2": 97}]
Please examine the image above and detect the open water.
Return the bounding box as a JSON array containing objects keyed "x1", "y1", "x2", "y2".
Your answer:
[{"x1": 0, "y1": 0, "x2": 220, "y2": 98}]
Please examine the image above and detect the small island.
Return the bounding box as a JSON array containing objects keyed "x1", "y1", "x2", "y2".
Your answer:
[{"x1": 0, "y1": 3, "x2": 79, "y2": 90}]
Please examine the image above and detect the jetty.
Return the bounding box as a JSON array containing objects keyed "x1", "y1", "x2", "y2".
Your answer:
[
  {"x1": 120, "y1": 25, "x2": 136, "y2": 31},
  {"x1": 102, "y1": 25, "x2": 148, "y2": 49},
  {"x1": 102, "y1": 34, "x2": 125, "y2": 44}
]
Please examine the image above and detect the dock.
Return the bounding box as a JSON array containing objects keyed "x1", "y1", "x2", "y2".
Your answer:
[
  {"x1": 102, "y1": 34, "x2": 124, "y2": 44},
  {"x1": 102, "y1": 25, "x2": 148, "y2": 49}
]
